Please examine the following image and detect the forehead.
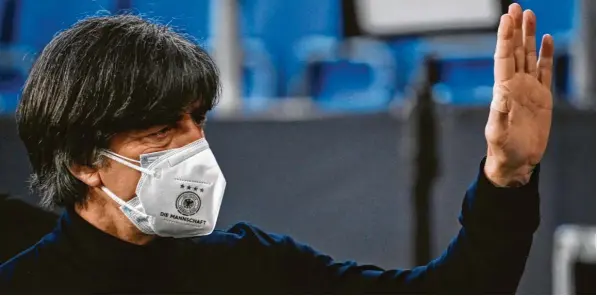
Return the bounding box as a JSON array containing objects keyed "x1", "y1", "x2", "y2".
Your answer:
[{"x1": 114, "y1": 100, "x2": 204, "y2": 134}]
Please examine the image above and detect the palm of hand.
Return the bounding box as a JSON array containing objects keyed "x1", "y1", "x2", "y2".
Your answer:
[
  {"x1": 485, "y1": 5, "x2": 554, "y2": 183},
  {"x1": 487, "y1": 73, "x2": 552, "y2": 168}
]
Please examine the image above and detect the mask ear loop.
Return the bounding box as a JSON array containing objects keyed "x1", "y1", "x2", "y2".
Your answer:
[
  {"x1": 102, "y1": 150, "x2": 140, "y2": 163},
  {"x1": 100, "y1": 151, "x2": 155, "y2": 176},
  {"x1": 100, "y1": 186, "x2": 148, "y2": 218}
]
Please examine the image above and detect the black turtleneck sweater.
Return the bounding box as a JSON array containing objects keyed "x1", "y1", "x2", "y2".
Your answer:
[{"x1": 0, "y1": 160, "x2": 540, "y2": 294}]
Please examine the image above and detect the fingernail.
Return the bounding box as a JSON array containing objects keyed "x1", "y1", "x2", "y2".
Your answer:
[
  {"x1": 509, "y1": 3, "x2": 521, "y2": 12},
  {"x1": 525, "y1": 10, "x2": 535, "y2": 23}
]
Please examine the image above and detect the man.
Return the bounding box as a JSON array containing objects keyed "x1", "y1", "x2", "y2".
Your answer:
[{"x1": 0, "y1": 3, "x2": 553, "y2": 294}]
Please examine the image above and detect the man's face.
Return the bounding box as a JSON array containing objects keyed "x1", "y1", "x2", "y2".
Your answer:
[{"x1": 96, "y1": 113, "x2": 204, "y2": 202}]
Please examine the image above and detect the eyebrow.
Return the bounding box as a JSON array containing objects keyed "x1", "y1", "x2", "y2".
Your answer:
[{"x1": 128, "y1": 112, "x2": 185, "y2": 136}]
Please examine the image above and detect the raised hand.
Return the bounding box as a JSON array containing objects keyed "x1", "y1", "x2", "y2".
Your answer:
[{"x1": 484, "y1": 3, "x2": 554, "y2": 187}]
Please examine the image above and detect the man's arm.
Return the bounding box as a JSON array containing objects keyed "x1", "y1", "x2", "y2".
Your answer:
[{"x1": 265, "y1": 158, "x2": 539, "y2": 294}]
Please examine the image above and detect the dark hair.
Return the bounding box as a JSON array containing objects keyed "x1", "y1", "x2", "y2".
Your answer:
[{"x1": 16, "y1": 14, "x2": 220, "y2": 209}]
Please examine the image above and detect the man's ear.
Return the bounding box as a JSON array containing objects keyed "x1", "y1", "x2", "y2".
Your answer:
[{"x1": 69, "y1": 164, "x2": 101, "y2": 187}]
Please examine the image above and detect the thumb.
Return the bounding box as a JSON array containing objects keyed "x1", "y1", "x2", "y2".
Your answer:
[
  {"x1": 490, "y1": 84, "x2": 511, "y2": 113},
  {"x1": 486, "y1": 96, "x2": 510, "y2": 144}
]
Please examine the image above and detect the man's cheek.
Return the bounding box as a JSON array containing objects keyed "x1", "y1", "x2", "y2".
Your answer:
[{"x1": 101, "y1": 168, "x2": 141, "y2": 200}]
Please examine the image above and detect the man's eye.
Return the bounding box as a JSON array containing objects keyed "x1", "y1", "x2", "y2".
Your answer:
[{"x1": 148, "y1": 126, "x2": 173, "y2": 139}]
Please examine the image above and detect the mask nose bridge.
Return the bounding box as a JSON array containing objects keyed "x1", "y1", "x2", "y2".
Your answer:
[{"x1": 167, "y1": 140, "x2": 211, "y2": 166}]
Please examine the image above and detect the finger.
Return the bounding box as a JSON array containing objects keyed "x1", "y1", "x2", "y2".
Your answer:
[
  {"x1": 508, "y1": 4, "x2": 525, "y2": 72},
  {"x1": 522, "y1": 10, "x2": 537, "y2": 76},
  {"x1": 494, "y1": 14, "x2": 515, "y2": 82},
  {"x1": 537, "y1": 34, "x2": 555, "y2": 88}
]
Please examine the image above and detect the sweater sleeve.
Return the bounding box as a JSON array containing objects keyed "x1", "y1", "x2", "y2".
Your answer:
[{"x1": 233, "y1": 158, "x2": 540, "y2": 294}]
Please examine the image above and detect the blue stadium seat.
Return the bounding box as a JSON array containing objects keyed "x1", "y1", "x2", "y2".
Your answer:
[
  {"x1": 239, "y1": 0, "x2": 342, "y2": 97},
  {"x1": 288, "y1": 35, "x2": 340, "y2": 97},
  {"x1": 17, "y1": 0, "x2": 113, "y2": 52},
  {"x1": 309, "y1": 60, "x2": 379, "y2": 111},
  {"x1": 307, "y1": 38, "x2": 398, "y2": 112},
  {"x1": 387, "y1": 38, "x2": 427, "y2": 103},
  {"x1": 240, "y1": 38, "x2": 278, "y2": 111},
  {"x1": 433, "y1": 57, "x2": 494, "y2": 105}
]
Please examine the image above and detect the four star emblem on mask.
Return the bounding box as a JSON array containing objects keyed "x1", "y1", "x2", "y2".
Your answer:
[{"x1": 179, "y1": 184, "x2": 204, "y2": 192}]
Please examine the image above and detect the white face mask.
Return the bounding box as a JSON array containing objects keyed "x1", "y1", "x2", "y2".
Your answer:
[{"x1": 99, "y1": 139, "x2": 226, "y2": 238}]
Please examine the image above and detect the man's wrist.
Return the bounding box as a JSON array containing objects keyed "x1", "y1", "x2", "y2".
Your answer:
[{"x1": 484, "y1": 156, "x2": 535, "y2": 187}]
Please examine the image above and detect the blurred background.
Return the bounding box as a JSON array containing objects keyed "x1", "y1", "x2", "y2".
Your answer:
[{"x1": 0, "y1": 0, "x2": 594, "y2": 294}]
